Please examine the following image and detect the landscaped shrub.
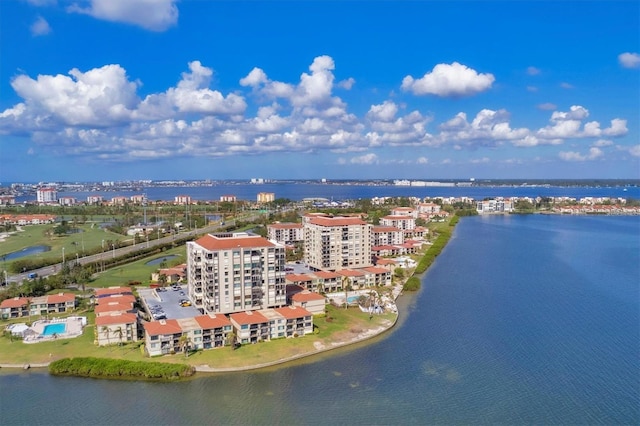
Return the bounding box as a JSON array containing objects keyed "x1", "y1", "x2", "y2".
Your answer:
[
  {"x1": 403, "y1": 276, "x2": 421, "y2": 291},
  {"x1": 49, "y1": 357, "x2": 195, "y2": 380},
  {"x1": 403, "y1": 217, "x2": 460, "y2": 290}
]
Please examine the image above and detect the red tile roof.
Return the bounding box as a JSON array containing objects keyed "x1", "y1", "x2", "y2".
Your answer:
[
  {"x1": 362, "y1": 266, "x2": 390, "y2": 274},
  {"x1": 337, "y1": 269, "x2": 366, "y2": 277},
  {"x1": 274, "y1": 305, "x2": 312, "y2": 319},
  {"x1": 372, "y1": 226, "x2": 401, "y2": 232},
  {"x1": 314, "y1": 270, "x2": 340, "y2": 279},
  {"x1": 144, "y1": 319, "x2": 182, "y2": 336},
  {"x1": 308, "y1": 217, "x2": 367, "y2": 227},
  {"x1": 95, "y1": 313, "x2": 137, "y2": 326},
  {"x1": 194, "y1": 314, "x2": 231, "y2": 329},
  {"x1": 194, "y1": 234, "x2": 276, "y2": 251},
  {"x1": 96, "y1": 294, "x2": 136, "y2": 305},
  {"x1": 47, "y1": 293, "x2": 75, "y2": 304},
  {"x1": 230, "y1": 310, "x2": 268, "y2": 325},
  {"x1": 95, "y1": 287, "x2": 133, "y2": 297},
  {"x1": 286, "y1": 273, "x2": 314, "y2": 282},
  {"x1": 95, "y1": 302, "x2": 134, "y2": 314},
  {"x1": 291, "y1": 291, "x2": 325, "y2": 303},
  {"x1": 382, "y1": 215, "x2": 414, "y2": 220},
  {"x1": 0, "y1": 297, "x2": 30, "y2": 309}
]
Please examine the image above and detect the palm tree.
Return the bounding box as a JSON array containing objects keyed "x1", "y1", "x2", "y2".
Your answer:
[
  {"x1": 227, "y1": 331, "x2": 237, "y2": 350},
  {"x1": 179, "y1": 335, "x2": 191, "y2": 357},
  {"x1": 101, "y1": 326, "x2": 111, "y2": 350},
  {"x1": 158, "y1": 273, "x2": 168, "y2": 288},
  {"x1": 342, "y1": 276, "x2": 352, "y2": 309},
  {"x1": 113, "y1": 326, "x2": 124, "y2": 347}
]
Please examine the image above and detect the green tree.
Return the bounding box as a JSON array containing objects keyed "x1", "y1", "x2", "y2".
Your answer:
[
  {"x1": 341, "y1": 276, "x2": 352, "y2": 309},
  {"x1": 158, "y1": 273, "x2": 168, "y2": 287},
  {"x1": 113, "y1": 326, "x2": 124, "y2": 347},
  {"x1": 179, "y1": 334, "x2": 192, "y2": 357},
  {"x1": 227, "y1": 331, "x2": 237, "y2": 350},
  {"x1": 101, "y1": 326, "x2": 112, "y2": 350}
]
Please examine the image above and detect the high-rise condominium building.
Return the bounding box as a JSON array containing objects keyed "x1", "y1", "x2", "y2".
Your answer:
[
  {"x1": 187, "y1": 233, "x2": 287, "y2": 315},
  {"x1": 36, "y1": 187, "x2": 57, "y2": 204},
  {"x1": 304, "y1": 216, "x2": 372, "y2": 271}
]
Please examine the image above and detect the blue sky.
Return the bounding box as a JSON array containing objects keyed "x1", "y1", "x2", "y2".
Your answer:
[{"x1": 1, "y1": 0, "x2": 639, "y2": 182}]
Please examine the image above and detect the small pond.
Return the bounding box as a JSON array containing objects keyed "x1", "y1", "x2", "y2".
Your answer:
[
  {"x1": 3, "y1": 245, "x2": 51, "y2": 261},
  {"x1": 145, "y1": 255, "x2": 178, "y2": 266}
]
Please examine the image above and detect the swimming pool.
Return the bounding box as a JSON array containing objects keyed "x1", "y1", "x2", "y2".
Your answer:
[{"x1": 42, "y1": 323, "x2": 66, "y2": 336}]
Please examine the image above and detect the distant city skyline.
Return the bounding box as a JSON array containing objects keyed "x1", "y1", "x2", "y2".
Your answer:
[{"x1": 1, "y1": 1, "x2": 638, "y2": 182}]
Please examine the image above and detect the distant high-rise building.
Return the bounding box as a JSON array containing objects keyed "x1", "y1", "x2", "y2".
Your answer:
[
  {"x1": 36, "y1": 187, "x2": 57, "y2": 204},
  {"x1": 257, "y1": 192, "x2": 275, "y2": 203},
  {"x1": 174, "y1": 195, "x2": 192, "y2": 205}
]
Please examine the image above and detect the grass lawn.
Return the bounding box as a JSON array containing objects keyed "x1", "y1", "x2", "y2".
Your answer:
[
  {"x1": 150, "y1": 305, "x2": 397, "y2": 369},
  {"x1": 0, "y1": 223, "x2": 129, "y2": 268},
  {"x1": 88, "y1": 247, "x2": 186, "y2": 288},
  {"x1": 0, "y1": 305, "x2": 397, "y2": 369},
  {"x1": 0, "y1": 311, "x2": 148, "y2": 365}
]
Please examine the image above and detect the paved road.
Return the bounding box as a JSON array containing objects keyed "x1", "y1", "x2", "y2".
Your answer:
[{"x1": 4, "y1": 216, "x2": 257, "y2": 285}]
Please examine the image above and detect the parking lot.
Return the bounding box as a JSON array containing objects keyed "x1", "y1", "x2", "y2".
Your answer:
[{"x1": 138, "y1": 285, "x2": 201, "y2": 320}]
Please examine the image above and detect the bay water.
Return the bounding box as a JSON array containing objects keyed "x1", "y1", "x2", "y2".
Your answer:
[{"x1": 1, "y1": 215, "x2": 638, "y2": 425}]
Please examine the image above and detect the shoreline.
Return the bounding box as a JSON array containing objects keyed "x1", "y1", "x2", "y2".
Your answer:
[
  {"x1": 0, "y1": 282, "x2": 406, "y2": 374},
  {"x1": 0, "y1": 214, "x2": 436, "y2": 376}
]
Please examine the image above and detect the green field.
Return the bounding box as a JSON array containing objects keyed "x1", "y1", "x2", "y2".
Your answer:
[
  {"x1": 89, "y1": 247, "x2": 186, "y2": 288},
  {"x1": 1, "y1": 223, "x2": 129, "y2": 268}
]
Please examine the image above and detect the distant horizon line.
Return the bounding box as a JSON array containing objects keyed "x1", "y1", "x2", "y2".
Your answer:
[{"x1": 5, "y1": 178, "x2": 640, "y2": 185}]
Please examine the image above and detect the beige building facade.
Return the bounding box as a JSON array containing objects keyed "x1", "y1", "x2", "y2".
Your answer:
[
  {"x1": 187, "y1": 233, "x2": 287, "y2": 315},
  {"x1": 304, "y1": 216, "x2": 372, "y2": 271}
]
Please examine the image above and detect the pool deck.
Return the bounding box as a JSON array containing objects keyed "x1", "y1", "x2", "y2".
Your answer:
[{"x1": 24, "y1": 317, "x2": 85, "y2": 344}]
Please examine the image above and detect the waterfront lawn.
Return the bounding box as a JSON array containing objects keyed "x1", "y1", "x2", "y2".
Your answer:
[
  {"x1": 89, "y1": 247, "x2": 185, "y2": 288},
  {"x1": 0, "y1": 305, "x2": 397, "y2": 369},
  {"x1": 179, "y1": 305, "x2": 397, "y2": 369}
]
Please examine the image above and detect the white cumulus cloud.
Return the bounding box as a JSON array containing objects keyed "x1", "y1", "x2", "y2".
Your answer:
[
  {"x1": 559, "y1": 147, "x2": 604, "y2": 162},
  {"x1": 401, "y1": 62, "x2": 495, "y2": 97},
  {"x1": 30, "y1": 16, "x2": 52, "y2": 36},
  {"x1": 9, "y1": 64, "x2": 139, "y2": 126},
  {"x1": 137, "y1": 61, "x2": 246, "y2": 118},
  {"x1": 367, "y1": 101, "x2": 398, "y2": 122},
  {"x1": 350, "y1": 153, "x2": 378, "y2": 164},
  {"x1": 618, "y1": 52, "x2": 640, "y2": 69},
  {"x1": 338, "y1": 78, "x2": 355, "y2": 90},
  {"x1": 67, "y1": 0, "x2": 179, "y2": 31}
]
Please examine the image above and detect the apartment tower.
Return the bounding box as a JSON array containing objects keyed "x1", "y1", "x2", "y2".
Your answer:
[
  {"x1": 304, "y1": 216, "x2": 372, "y2": 271},
  {"x1": 187, "y1": 233, "x2": 286, "y2": 315}
]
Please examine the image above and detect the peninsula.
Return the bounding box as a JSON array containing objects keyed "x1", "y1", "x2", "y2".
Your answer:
[{"x1": 1, "y1": 201, "x2": 458, "y2": 377}]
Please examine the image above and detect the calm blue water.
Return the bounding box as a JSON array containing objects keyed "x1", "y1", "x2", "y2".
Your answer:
[
  {"x1": 41, "y1": 323, "x2": 66, "y2": 336},
  {"x1": 16, "y1": 182, "x2": 640, "y2": 203},
  {"x1": 145, "y1": 255, "x2": 179, "y2": 266},
  {"x1": 1, "y1": 215, "x2": 638, "y2": 425},
  {"x1": 4, "y1": 245, "x2": 50, "y2": 260}
]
